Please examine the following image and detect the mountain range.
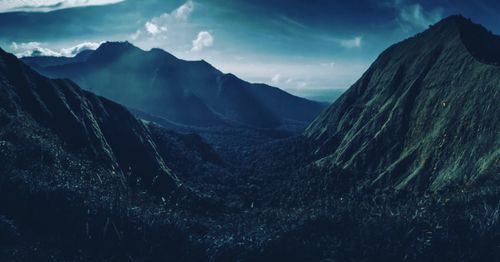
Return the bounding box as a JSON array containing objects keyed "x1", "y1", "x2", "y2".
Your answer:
[
  {"x1": 22, "y1": 43, "x2": 326, "y2": 129},
  {"x1": 0, "y1": 14, "x2": 499, "y2": 261}
]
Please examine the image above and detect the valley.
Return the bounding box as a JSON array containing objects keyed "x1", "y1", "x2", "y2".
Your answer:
[{"x1": 0, "y1": 15, "x2": 498, "y2": 262}]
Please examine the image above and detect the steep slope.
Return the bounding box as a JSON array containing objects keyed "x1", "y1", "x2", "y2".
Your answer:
[
  {"x1": 22, "y1": 42, "x2": 325, "y2": 128},
  {"x1": 0, "y1": 46, "x2": 230, "y2": 260},
  {"x1": 0, "y1": 47, "x2": 179, "y2": 196},
  {"x1": 306, "y1": 15, "x2": 499, "y2": 191}
]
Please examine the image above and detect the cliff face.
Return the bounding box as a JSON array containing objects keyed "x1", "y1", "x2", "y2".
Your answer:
[{"x1": 306, "y1": 16, "x2": 500, "y2": 190}]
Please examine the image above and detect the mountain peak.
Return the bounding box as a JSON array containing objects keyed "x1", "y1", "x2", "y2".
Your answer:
[
  {"x1": 411, "y1": 15, "x2": 465, "y2": 40},
  {"x1": 429, "y1": 14, "x2": 494, "y2": 37},
  {"x1": 98, "y1": 41, "x2": 136, "y2": 50},
  {"x1": 88, "y1": 41, "x2": 142, "y2": 62},
  {"x1": 306, "y1": 16, "x2": 499, "y2": 190},
  {"x1": 413, "y1": 15, "x2": 500, "y2": 66},
  {"x1": 435, "y1": 14, "x2": 468, "y2": 26}
]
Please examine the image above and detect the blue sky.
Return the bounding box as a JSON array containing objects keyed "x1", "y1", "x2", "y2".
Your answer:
[{"x1": 0, "y1": 0, "x2": 499, "y2": 97}]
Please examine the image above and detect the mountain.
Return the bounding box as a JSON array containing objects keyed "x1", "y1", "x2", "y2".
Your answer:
[
  {"x1": 22, "y1": 42, "x2": 326, "y2": 128},
  {"x1": 306, "y1": 15, "x2": 500, "y2": 191},
  {"x1": 20, "y1": 50, "x2": 93, "y2": 68},
  {"x1": 0, "y1": 46, "x2": 185, "y2": 196},
  {"x1": 0, "y1": 46, "x2": 235, "y2": 260},
  {"x1": 1, "y1": 15, "x2": 499, "y2": 261}
]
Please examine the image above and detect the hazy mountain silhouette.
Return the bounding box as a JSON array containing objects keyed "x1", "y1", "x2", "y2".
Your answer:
[
  {"x1": 20, "y1": 50, "x2": 93, "y2": 68},
  {"x1": 22, "y1": 42, "x2": 325, "y2": 128},
  {"x1": 306, "y1": 15, "x2": 499, "y2": 191}
]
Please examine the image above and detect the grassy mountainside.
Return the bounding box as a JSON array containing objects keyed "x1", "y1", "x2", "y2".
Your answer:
[{"x1": 306, "y1": 15, "x2": 499, "y2": 191}]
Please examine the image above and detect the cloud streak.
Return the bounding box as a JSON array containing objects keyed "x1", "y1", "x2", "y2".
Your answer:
[
  {"x1": 399, "y1": 3, "x2": 443, "y2": 29},
  {"x1": 383, "y1": 1, "x2": 443, "y2": 30},
  {"x1": 340, "y1": 36, "x2": 362, "y2": 48},
  {"x1": 0, "y1": 0, "x2": 124, "y2": 13},
  {"x1": 173, "y1": 0, "x2": 193, "y2": 21}
]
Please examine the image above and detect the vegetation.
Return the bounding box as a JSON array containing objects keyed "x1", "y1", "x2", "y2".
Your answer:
[{"x1": 0, "y1": 15, "x2": 499, "y2": 262}]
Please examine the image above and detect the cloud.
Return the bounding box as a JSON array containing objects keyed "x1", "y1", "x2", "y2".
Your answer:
[
  {"x1": 318, "y1": 35, "x2": 362, "y2": 49},
  {"x1": 10, "y1": 42, "x2": 60, "y2": 57},
  {"x1": 213, "y1": 59, "x2": 369, "y2": 92},
  {"x1": 0, "y1": 0, "x2": 124, "y2": 13},
  {"x1": 340, "y1": 36, "x2": 362, "y2": 48},
  {"x1": 383, "y1": 1, "x2": 443, "y2": 30},
  {"x1": 173, "y1": 0, "x2": 193, "y2": 21},
  {"x1": 145, "y1": 22, "x2": 167, "y2": 36},
  {"x1": 271, "y1": 74, "x2": 281, "y2": 84},
  {"x1": 139, "y1": 1, "x2": 193, "y2": 38},
  {"x1": 60, "y1": 41, "x2": 102, "y2": 56},
  {"x1": 297, "y1": 81, "x2": 308, "y2": 88},
  {"x1": 191, "y1": 31, "x2": 214, "y2": 52},
  {"x1": 10, "y1": 41, "x2": 102, "y2": 57},
  {"x1": 399, "y1": 4, "x2": 442, "y2": 29}
]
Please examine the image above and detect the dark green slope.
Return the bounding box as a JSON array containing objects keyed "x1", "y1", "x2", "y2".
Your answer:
[{"x1": 306, "y1": 15, "x2": 499, "y2": 190}]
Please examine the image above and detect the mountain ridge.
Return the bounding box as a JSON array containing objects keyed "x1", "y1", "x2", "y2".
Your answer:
[
  {"x1": 22, "y1": 41, "x2": 326, "y2": 129},
  {"x1": 0, "y1": 46, "x2": 182, "y2": 195},
  {"x1": 306, "y1": 15, "x2": 500, "y2": 191}
]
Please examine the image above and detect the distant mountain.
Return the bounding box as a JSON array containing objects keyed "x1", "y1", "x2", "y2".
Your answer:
[
  {"x1": 20, "y1": 50, "x2": 93, "y2": 68},
  {"x1": 306, "y1": 15, "x2": 499, "y2": 191},
  {"x1": 22, "y1": 42, "x2": 325, "y2": 128}
]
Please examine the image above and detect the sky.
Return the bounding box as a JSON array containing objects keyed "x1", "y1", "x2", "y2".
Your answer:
[{"x1": 0, "y1": 0, "x2": 499, "y2": 99}]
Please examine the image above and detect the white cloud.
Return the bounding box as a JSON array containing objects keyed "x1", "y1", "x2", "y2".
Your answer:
[
  {"x1": 10, "y1": 42, "x2": 60, "y2": 57},
  {"x1": 340, "y1": 36, "x2": 362, "y2": 48},
  {"x1": 10, "y1": 41, "x2": 102, "y2": 57},
  {"x1": 60, "y1": 41, "x2": 102, "y2": 56},
  {"x1": 138, "y1": 0, "x2": 193, "y2": 39},
  {"x1": 0, "y1": 0, "x2": 124, "y2": 13},
  {"x1": 271, "y1": 74, "x2": 281, "y2": 84},
  {"x1": 173, "y1": 0, "x2": 193, "y2": 21},
  {"x1": 145, "y1": 22, "x2": 167, "y2": 36},
  {"x1": 191, "y1": 31, "x2": 214, "y2": 52},
  {"x1": 399, "y1": 4, "x2": 443, "y2": 29}
]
